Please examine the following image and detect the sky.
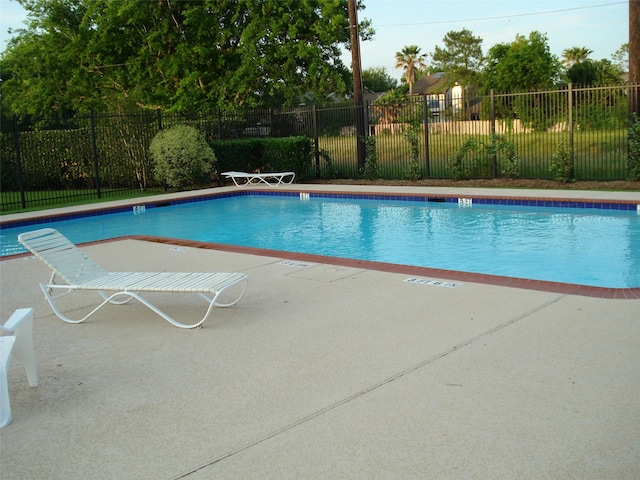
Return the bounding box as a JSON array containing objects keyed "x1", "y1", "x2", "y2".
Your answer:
[
  {"x1": 0, "y1": 0, "x2": 630, "y2": 81},
  {"x1": 352, "y1": 0, "x2": 629, "y2": 80}
]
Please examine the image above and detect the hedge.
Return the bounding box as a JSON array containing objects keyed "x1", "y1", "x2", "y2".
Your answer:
[{"x1": 211, "y1": 136, "x2": 312, "y2": 180}]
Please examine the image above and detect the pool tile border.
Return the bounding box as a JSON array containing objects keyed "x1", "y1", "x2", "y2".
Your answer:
[{"x1": 1, "y1": 188, "x2": 638, "y2": 230}]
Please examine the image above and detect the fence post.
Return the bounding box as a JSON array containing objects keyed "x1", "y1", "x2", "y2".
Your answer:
[
  {"x1": 422, "y1": 95, "x2": 430, "y2": 178},
  {"x1": 312, "y1": 104, "x2": 320, "y2": 178},
  {"x1": 567, "y1": 83, "x2": 575, "y2": 179},
  {"x1": 13, "y1": 116, "x2": 27, "y2": 209},
  {"x1": 490, "y1": 89, "x2": 497, "y2": 178},
  {"x1": 269, "y1": 109, "x2": 274, "y2": 137},
  {"x1": 90, "y1": 110, "x2": 102, "y2": 198},
  {"x1": 217, "y1": 109, "x2": 223, "y2": 140},
  {"x1": 156, "y1": 108, "x2": 163, "y2": 131},
  {"x1": 366, "y1": 101, "x2": 372, "y2": 138}
]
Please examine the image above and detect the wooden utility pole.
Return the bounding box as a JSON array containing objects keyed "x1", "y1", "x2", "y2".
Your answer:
[
  {"x1": 348, "y1": 0, "x2": 366, "y2": 169},
  {"x1": 630, "y1": 0, "x2": 639, "y2": 117}
]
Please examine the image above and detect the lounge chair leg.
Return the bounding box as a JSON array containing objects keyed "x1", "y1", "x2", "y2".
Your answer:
[
  {"x1": 205, "y1": 280, "x2": 249, "y2": 307},
  {"x1": 40, "y1": 283, "x2": 109, "y2": 324},
  {"x1": 98, "y1": 291, "x2": 134, "y2": 305},
  {"x1": 41, "y1": 283, "x2": 246, "y2": 329}
]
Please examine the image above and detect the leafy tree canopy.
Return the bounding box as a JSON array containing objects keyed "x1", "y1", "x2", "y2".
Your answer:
[
  {"x1": 1, "y1": 0, "x2": 371, "y2": 116},
  {"x1": 362, "y1": 67, "x2": 397, "y2": 92},
  {"x1": 611, "y1": 43, "x2": 629, "y2": 73},
  {"x1": 481, "y1": 31, "x2": 562, "y2": 93},
  {"x1": 429, "y1": 28, "x2": 483, "y2": 99},
  {"x1": 430, "y1": 29, "x2": 483, "y2": 76}
]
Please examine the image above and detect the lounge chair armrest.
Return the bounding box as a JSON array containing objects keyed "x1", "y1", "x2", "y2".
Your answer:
[{"x1": 1, "y1": 308, "x2": 34, "y2": 333}]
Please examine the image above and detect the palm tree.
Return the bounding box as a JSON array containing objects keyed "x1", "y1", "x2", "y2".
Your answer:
[
  {"x1": 395, "y1": 45, "x2": 427, "y2": 95},
  {"x1": 562, "y1": 46, "x2": 593, "y2": 68},
  {"x1": 593, "y1": 59, "x2": 623, "y2": 86}
]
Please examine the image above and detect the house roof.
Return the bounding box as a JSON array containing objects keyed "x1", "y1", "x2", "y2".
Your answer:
[
  {"x1": 412, "y1": 73, "x2": 449, "y2": 95},
  {"x1": 363, "y1": 92, "x2": 385, "y2": 103}
]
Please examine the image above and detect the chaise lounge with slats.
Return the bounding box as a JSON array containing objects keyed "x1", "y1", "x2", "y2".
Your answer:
[
  {"x1": 18, "y1": 228, "x2": 249, "y2": 329},
  {"x1": 222, "y1": 171, "x2": 295, "y2": 187}
]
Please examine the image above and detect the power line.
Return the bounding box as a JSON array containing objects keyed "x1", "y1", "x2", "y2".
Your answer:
[{"x1": 375, "y1": 1, "x2": 626, "y2": 28}]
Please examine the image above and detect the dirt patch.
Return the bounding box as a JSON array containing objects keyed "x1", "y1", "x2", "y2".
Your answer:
[{"x1": 304, "y1": 178, "x2": 639, "y2": 191}]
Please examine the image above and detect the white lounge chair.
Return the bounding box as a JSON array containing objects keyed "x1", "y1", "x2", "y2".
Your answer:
[
  {"x1": 222, "y1": 171, "x2": 295, "y2": 187},
  {"x1": 1, "y1": 308, "x2": 38, "y2": 427},
  {"x1": 18, "y1": 228, "x2": 249, "y2": 329}
]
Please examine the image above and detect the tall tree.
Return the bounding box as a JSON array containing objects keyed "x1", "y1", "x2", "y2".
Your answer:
[
  {"x1": 431, "y1": 28, "x2": 484, "y2": 120},
  {"x1": 481, "y1": 32, "x2": 562, "y2": 131},
  {"x1": 0, "y1": 0, "x2": 97, "y2": 114},
  {"x1": 0, "y1": 0, "x2": 368, "y2": 116},
  {"x1": 482, "y1": 31, "x2": 562, "y2": 93},
  {"x1": 611, "y1": 43, "x2": 629, "y2": 72},
  {"x1": 566, "y1": 58, "x2": 623, "y2": 86},
  {"x1": 395, "y1": 45, "x2": 427, "y2": 95},
  {"x1": 562, "y1": 46, "x2": 593, "y2": 68},
  {"x1": 431, "y1": 28, "x2": 483, "y2": 77},
  {"x1": 362, "y1": 67, "x2": 397, "y2": 92},
  {"x1": 591, "y1": 59, "x2": 624, "y2": 86}
]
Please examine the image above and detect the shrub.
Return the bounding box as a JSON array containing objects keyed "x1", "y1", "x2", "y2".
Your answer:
[
  {"x1": 550, "y1": 141, "x2": 575, "y2": 183},
  {"x1": 209, "y1": 138, "x2": 264, "y2": 174},
  {"x1": 211, "y1": 136, "x2": 312, "y2": 178},
  {"x1": 315, "y1": 148, "x2": 337, "y2": 179},
  {"x1": 362, "y1": 135, "x2": 379, "y2": 180},
  {"x1": 447, "y1": 137, "x2": 477, "y2": 180},
  {"x1": 499, "y1": 140, "x2": 520, "y2": 178},
  {"x1": 150, "y1": 125, "x2": 215, "y2": 189},
  {"x1": 482, "y1": 134, "x2": 520, "y2": 179},
  {"x1": 403, "y1": 125, "x2": 422, "y2": 180},
  {"x1": 261, "y1": 137, "x2": 312, "y2": 175},
  {"x1": 628, "y1": 114, "x2": 640, "y2": 181}
]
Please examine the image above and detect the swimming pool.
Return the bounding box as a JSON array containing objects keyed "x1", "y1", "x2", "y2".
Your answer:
[{"x1": 2, "y1": 192, "x2": 639, "y2": 289}]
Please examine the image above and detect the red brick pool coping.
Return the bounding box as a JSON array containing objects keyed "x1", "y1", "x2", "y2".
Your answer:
[
  {"x1": 5, "y1": 234, "x2": 630, "y2": 299},
  {"x1": 136, "y1": 236, "x2": 640, "y2": 299}
]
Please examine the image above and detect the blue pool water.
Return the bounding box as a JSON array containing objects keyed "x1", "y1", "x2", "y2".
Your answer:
[{"x1": 2, "y1": 195, "x2": 639, "y2": 288}]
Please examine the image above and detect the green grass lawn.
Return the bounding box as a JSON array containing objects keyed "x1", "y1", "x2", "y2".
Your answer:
[
  {"x1": 316, "y1": 129, "x2": 629, "y2": 180},
  {"x1": 1, "y1": 189, "x2": 165, "y2": 215}
]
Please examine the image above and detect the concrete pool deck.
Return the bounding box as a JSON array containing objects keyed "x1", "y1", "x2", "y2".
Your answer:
[{"x1": 1, "y1": 185, "x2": 639, "y2": 479}]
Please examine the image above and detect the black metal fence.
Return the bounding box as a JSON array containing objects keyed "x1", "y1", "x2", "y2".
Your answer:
[{"x1": 1, "y1": 83, "x2": 638, "y2": 212}]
